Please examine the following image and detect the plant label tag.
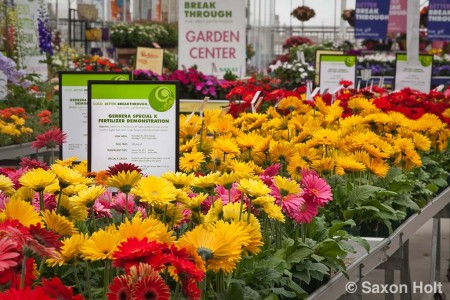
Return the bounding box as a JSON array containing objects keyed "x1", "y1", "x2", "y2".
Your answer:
[
  {"x1": 311, "y1": 87, "x2": 320, "y2": 98},
  {"x1": 251, "y1": 91, "x2": 262, "y2": 113},
  {"x1": 254, "y1": 97, "x2": 264, "y2": 112},
  {"x1": 198, "y1": 97, "x2": 210, "y2": 113}
]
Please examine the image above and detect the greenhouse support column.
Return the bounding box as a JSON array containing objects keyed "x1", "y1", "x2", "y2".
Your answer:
[{"x1": 339, "y1": 0, "x2": 346, "y2": 41}]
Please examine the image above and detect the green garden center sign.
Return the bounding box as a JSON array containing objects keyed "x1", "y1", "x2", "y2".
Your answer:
[{"x1": 87, "y1": 81, "x2": 179, "y2": 176}]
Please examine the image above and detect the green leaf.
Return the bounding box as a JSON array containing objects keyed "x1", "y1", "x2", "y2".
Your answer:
[
  {"x1": 285, "y1": 247, "x2": 314, "y2": 265},
  {"x1": 242, "y1": 287, "x2": 262, "y2": 300},
  {"x1": 316, "y1": 240, "x2": 347, "y2": 258},
  {"x1": 271, "y1": 288, "x2": 296, "y2": 298},
  {"x1": 348, "y1": 185, "x2": 385, "y2": 204},
  {"x1": 225, "y1": 282, "x2": 245, "y2": 300},
  {"x1": 349, "y1": 236, "x2": 370, "y2": 253},
  {"x1": 328, "y1": 219, "x2": 356, "y2": 237},
  {"x1": 426, "y1": 183, "x2": 439, "y2": 193}
]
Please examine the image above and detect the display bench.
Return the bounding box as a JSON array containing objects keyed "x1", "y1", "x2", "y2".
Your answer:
[
  {"x1": 308, "y1": 187, "x2": 450, "y2": 300},
  {"x1": 0, "y1": 142, "x2": 58, "y2": 167}
]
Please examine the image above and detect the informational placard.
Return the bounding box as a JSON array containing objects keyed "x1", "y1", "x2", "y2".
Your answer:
[
  {"x1": 319, "y1": 55, "x2": 356, "y2": 93},
  {"x1": 315, "y1": 50, "x2": 343, "y2": 85},
  {"x1": 427, "y1": 0, "x2": 450, "y2": 40},
  {"x1": 59, "y1": 72, "x2": 131, "y2": 161},
  {"x1": 0, "y1": 71, "x2": 7, "y2": 100},
  {"x1": 394, "y1": 54, "x2": 433, "y2": 93},
  {"x1": 354, "y1": 0, "x2": 390, "y2": 40},
  {"x1": 88, "y1": 81, "x2": 179, "y2": 175},
  {"x1": 178, "y1": 0, "x2": 246, "y2": 78},
  {"x1": 15, "y1": 0, "x2": 48, "y2": 78},
  {"x1": 135, "y1": 47, "x2": 164, "y2": 75},
  {"x1": 387, "y1": 0, "x2": 407, "y2": 34}
]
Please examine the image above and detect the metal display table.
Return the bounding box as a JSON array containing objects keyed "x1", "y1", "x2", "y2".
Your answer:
[{"x1": 308, "y1": 187, "x2": 450, "y2": 300}]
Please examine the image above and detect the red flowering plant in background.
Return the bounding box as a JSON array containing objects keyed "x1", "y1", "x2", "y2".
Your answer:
[
  {"x1": 69, "y1": 55, "x2": 129, "y2": 72},
  {"x1": 282, "y1": 36, "x2": 314, "y2": 50}
]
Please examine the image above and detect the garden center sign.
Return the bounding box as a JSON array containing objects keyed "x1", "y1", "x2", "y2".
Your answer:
[{"x1": 178, "y1": 0, "x2": 246, "y2": 78}]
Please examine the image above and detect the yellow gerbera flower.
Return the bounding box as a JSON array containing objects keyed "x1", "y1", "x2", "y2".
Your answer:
[
  {"x1": 213, "y1": 136, "x2": 240, "y2": 157},
  {"x1": 237, "y1": 178, "x2": 271, "y2": 198},
  {"x1": 82, "y1": 228, "x2": 122, "y2": 261},
  {"x1": 41, "y1": 210, "x2": 78, "y2": 236},
  {"x1": 178, "y1": 220, "x2": 250, "y2": 274},
  {"x1": 179, "y1": 151, "x2": 205, "y2": 172},
  {"x1": 0, "y1": 174, "x2": 15, "y2": 195},
  {"x1": 273, "y1": 176, "x2": 301, "y2": 196},
  {"x1": 47, "y1": 233, "x2": 88, "y2": 266},
  {"x1": 131, "y1": 176, "x2": 178, "y2": 206},
  {"x1": 71, "y1": 185, "x2": 105, "y2": 208},
  {"x1": 107, "y1": 170, "x2": 141, "y2": 193},
  {"x1": 19, "y1": 168, "x2": 58, "y2": 192},
  {"x1": 117, "y1": 214, "x2": 175, "y2": 245},
  {"x1": 59, "y1": 194, "x2": 89, "y2": 221},
  {"x1": 216, "y1": 172, "x2": 239, "y2": 189},
  {"x1": 51, "y1": 164, "x2": 86, "y2": 188},
  {"x1": 269, "y1": 140, "x2": 295, "y2": 163},
  {"x1": 191, "y1": 172, "x2": 221, "y2": 190},
  {"x1": 204, "y1": 199, "x2": 223, "y2": 226},
  {"x1": 9, "y1": 186, "x2": 35, "y2": 202},
  {"x1": 277, "y1": 96, "x2": 303, "y2": 111},
  {"x1": 161, "y1": 171, "x2": 195, "y2": 189},
  {"x1": 252, "y1": 196, "x2": 285, "y2": 222},
  {"x1": 4, "y1": 198, "x2": 41, "y2": 227},
  {"x1": 54, "y1": 156, "x2": 79, "y2": 167}
]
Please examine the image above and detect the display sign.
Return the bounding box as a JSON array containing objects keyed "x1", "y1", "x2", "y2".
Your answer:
[
  {"x1": 354, "y1": 0, "x2": 390, "y2": 40},
  {"x1": 135, "y1": 47, "x2": 164, "y2": 75},
  {"x1": 315, "y1": 50, "x2": 344, "y2": 85},
  {"x1": 59, "y1": 72, "x2": 131, "y2": 161},
  {"x1": 88, "y1": 81, "x2": 179, "y2": 175},
  {"x1": 427, "y1": 0, "x2": 450, "y2": 40},
  {"x1": 394, "y1": 54, "x2": 433, "y2": 93},
  {"x1": 319, "y1": 54, "x2": 356, "y2": 93},
  {"x1": 387, "y1": 0, "x2": 407, "y2": 34},
  {"x1": 178, "y1": 0, "x2": 246, "y2": 78}
]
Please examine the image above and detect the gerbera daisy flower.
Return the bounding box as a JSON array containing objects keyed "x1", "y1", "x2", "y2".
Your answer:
[
  {"x1": 9, "y1": 187, "x2": 35, "y2": 203},
  {"x1": 82, "y1": 228, "x2": 122, "y2": 261},
  {"x1": 0, "y1": 174, "x2": 14, "y2": 196},
  {"x1": 307, "y1": 128, "x2": 341, "y2": 148},
  {"x1": 268, "y1": 140, "x2": 295, "y2": 163},
  {"x1": 3, "y1": 198, "x2": 41, "y2": 227},
  {"x1": 46, "y1": 233, "x2": 87, "y2": 267},
  {"x1": 237, "y1": 178, "x2": 271, "y2": 199},
  {"x1": 19, "y1": 168, "x2": 57, "y2": 192},
  {"x1": 41, "y1": 276, "x2": 84, "y2": 300},
  {"x1": 41, "y1": 210, "x2": 77, "y2": 236},
  {"x1": 94, "y1": 170, "x2": 110, "y2": 186},
  {"x1": 0, "y1": 237, "x2": 19, "y2": 272},
  {"x1": 300, "y1": 169, "x2": 333, "y2": 206},
  {"x1": 178, "y1": 220, "x2": 250, "y2": 274},
  {"x1": 71, "y1": 185, "x2": 105, "y2": 208},
  {"x1": 215, "y1": 173, "x2": 239, "y2": 190},
  {"x1": 161, "y1": 171, "x2": 195, "y2": 189},
  {"x1": 56, "y1": 194, "x2": 88, "y2": 221},
  {"x1": 0, "y1": 286, "x2": 52, "y2": 300},
  {"x1": 111, "y1": 192, "x2": 136, "y2": 215},
  {"x1": 311, "y1": 157, "x2": 335, "y2": 175},
  {"x1": 132, "y1": 272, "x2": 170, "y2": 300},
  {"x1": 190, "y1": 172, "x2": 221, "y2": 190},
  {"x1": 107, "y1": 163, "x2": 142, "y2": 176},
  {"x1": 179, "y1": 136, "x2": 200, "y2": 153},
  {"x1": 277, "y1": 95, "x2": 303, "y2": 111},
  {"x1": 179, "y1": 151, "x2": 205, "y2": 173},
  {"x1": 287, "y1": 198, "x2": 319, "y2": 224},
  {"x1": 272, "y1": 176, "x2": 301, "y2": 197},
  {"x1": 131, "y1": 176, "x2": 178, "y2": 206},
  {"x1": 50, "y1": 164, "x2": 86, "y2": 188},
  {"x1": 117, "y1": 214, "x2": 175, "y2": 245},
  {"x1": 213, "y1": 136, "x2": 240, "y2": 157},
  {"x1": 112, "y1": 237, "x2": 165, "y2": 270},
  {"x1": 107, "y1": 275, "x2": 132, "y2": 300},
  {"x1": 28, "y1": 223, "x2": 62, "y2": 250},
  {"x1": 107, "y1": 170, "x2": 141, "y2": 193},
  {"x1": 31, "y1": 127, "x2": 67, "y2": 150},
  {"x1": 19, "y1": 157, "x2": 48, "y2": 170},
  {"x1": 54, "y1": 156, "x2": 79, "y2": 167}
]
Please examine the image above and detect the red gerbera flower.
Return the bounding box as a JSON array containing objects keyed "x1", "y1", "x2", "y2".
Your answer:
[
  {"x1": 0, "y1": 257, "x2": 36, "y2": 288},
  {"x1": 38, "y1": 110, "x2": 51, "y2": 118},
  {"x1": 41, "y1": 277, "x2": 85, "y2": 300},
  {"x1": 112, "y1": 237, "x2": 165, "y2": 270},
  {"x1": 0, "y1": 286, "x2": 53, "y2": 300},
  {"x1": 29, "y1": 223, "x2": 62, "y2": 250},
  {"x1": 107, "y1": 276, "x2": 132, "y2": 300},
  {"x1": 19, "y1": 158, "x2": 48, "y2": 170},
  {"x1": 132, "y1": 275, "x2": 170, "y2": 300},
  {"x1": 339, "y1": 80, "x2": 353, "y2": 88},
  {"x1": 106, "y1": 163, "x2": 142, "y2": 176},
  {"x1": 31, "y1": 127, "x2": 67, "y2": 151},
  {"x1": 182, "y1": 279, "x2": 201, "y2": 300}
]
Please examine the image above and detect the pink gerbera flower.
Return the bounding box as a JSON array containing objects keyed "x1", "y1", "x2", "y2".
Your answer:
[
  {"x1": 111, "y1": 192, "x2": 135, "y2": 215},
  {"x1": 31, "y1": 127, "x2": 67, "y2": 151},
  {"x1": 301, "y1": 170, "x2": 333, "y2": 206},
  {"x1": 287, "y1": 198, "x2": 319, "y2": 224},
  {"x1": 0, "y1": 237, "x2": 20, "y2": 272}
]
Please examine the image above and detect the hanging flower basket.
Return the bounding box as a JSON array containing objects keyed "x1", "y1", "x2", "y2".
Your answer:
[
  {"x1": 291, "y1": 6, "x2": 316, "y2": 22},
  {"x1": 342, "y1": 9, "x2": 355, "y2": 27}
]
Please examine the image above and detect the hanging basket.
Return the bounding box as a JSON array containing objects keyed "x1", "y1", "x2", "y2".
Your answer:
[
  {"x1": 77, "y1": 3, "x2": 98, "y2": 21},
  {"x1": 291, "y1": 6, "x2": 316, "y2": 22}
]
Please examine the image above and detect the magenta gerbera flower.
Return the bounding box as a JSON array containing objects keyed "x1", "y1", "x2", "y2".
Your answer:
[
  {"x1": 287, "y1": 198, "x2": 319, "y2": 224},
  {"x1": 0, "y1": 237, "x2": 20, "y2": 272}
]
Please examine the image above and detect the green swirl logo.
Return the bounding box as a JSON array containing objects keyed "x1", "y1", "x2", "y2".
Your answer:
[
  {"x1": 420, "y1": 56, "x2": 432, "y2": 67},
  {"x1": 112, "y1": 75, "x2": 127, "y2": 80},
  {"x1": 149, "y1": 86, "x2": 175, "y2": 112},
  {"x1": 344, "y1": 56, "x2": 356, "y2": 67}
]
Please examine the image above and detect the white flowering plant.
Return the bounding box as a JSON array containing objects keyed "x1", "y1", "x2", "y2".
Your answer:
[
  {"x1": 109, "y1": 22, "x2": 177, "y2": 48},
  {"x1": 269, "y1": 59, "x2": 316, "y2": 89}
]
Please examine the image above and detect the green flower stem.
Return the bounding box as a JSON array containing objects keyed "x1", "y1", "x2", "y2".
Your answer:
[
  {"x1": 104, "y1": 260, "x2": 110, "y2": 296},
  {"x1": 238, "y1": 194, "x2": 245, "y2": 221},
  {"x1": 301, "y1": 223, "x2": 307, "y2": 243},
  {"x1": 162, "y1": 204, "x2": 167, "y2": 223},
  {"x1": 20, "y1": 256, "x2": 27, "y2": 289},
  {"x1": 216, "y1": 270, "x2": 225, "y2": 293},
  {"x1": 55, "y1": 191, "x2": 62, "y2": 214},
  {"x1": 125, "y1": 192, "x2": 129, "y2": 219},
  {"x1": 84, "y1": 261, "x2": 93, "y2": 300},
  {"x1": 73, "y1": 263, "x2": 84, "y2": 296}
]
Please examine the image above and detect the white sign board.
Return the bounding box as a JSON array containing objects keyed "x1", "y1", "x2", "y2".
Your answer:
[
  {"x1": 88, "y1": 81, "x2": 179, "y2": 176},
  {"x1": 319, "y1": 54, "x2": 356, "y2": 93},
  {"x1": 178, "y1": 0, "x2": 246, "y2": 78},
  {"x1": 394, "y1": 54, "x2": 433, "y2": 93}
]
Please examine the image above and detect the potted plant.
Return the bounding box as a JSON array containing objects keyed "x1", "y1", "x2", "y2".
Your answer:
[{"x1": 291, "y1": 6, "x2": 316, "y2": 22}]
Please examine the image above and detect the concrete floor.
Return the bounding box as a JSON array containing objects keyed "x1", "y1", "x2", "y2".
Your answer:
[{"x1": 361, "y1": 219, "x2": 450, "y2": 300}]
